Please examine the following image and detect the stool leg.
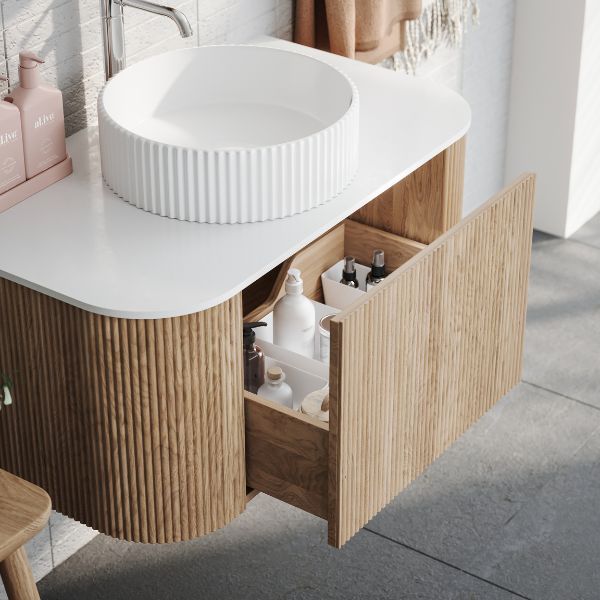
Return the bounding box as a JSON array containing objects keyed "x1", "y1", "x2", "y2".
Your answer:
[{"x1": 0, "y1": 547, "x2": 40, "y2": 600}]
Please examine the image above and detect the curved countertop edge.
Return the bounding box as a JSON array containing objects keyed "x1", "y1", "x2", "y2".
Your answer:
[{"x1": 0, "y1": 37, "x2": 471, "y2": 320}]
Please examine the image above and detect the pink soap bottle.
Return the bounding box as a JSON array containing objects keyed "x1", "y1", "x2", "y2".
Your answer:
[
  {"x1": 9, "y1": 51, "x2": 67, "y2": 178},
  {"x1": 0, "y1": 77, "x2": 26, "y2": 194}
]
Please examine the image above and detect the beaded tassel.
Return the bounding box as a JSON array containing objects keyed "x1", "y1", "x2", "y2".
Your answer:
[{"x1": 394, "y1": 0, "x2": 480, "y2": 75}]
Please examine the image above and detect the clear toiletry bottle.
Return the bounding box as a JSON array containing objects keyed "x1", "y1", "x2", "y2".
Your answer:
[
  {"x1": 273, "y1": 268, "x2": 316, "y2": 358},
  {"x1": 366, "y1": 249, "x2": 387, "y2": 290},
  {"x1": 243, "y1": 322, "x2": 267, "y2": 394},
  {"x1": 340, "y1": 256, "x2": 359, "y2": 288},
  {"x1": 257, "y1": 366, "x2": 293, "y2": 408}
]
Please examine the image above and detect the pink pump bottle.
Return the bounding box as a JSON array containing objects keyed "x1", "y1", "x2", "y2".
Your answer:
[
  {"x1": 0, "y1": 76, "x2": 26, "y2": 194},
  {"x1": 9, "y1": 51, "x2": 67, "y2": 178}
]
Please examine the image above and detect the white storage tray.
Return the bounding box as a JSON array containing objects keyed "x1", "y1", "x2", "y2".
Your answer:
[
  {"x1": 321, "y1": 259, "x2": 369, "y2": 309},
  {"x1": 255, "y1": 299, "x2": 339, "y2": 363},
  {"x1": 259, "y1": 342, "x2": 328, "y2": 411}
]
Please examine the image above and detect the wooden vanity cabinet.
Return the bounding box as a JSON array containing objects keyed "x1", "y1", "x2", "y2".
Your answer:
[
  {"x1": 0, "y1": 138, "x2": 536, "y2": 549},
  {"x1": 0, "y1": 290, "x2": 246, "y2": 543}
]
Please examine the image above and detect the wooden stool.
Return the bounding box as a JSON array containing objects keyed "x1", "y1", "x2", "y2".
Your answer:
[{"x1": 0, "y1": 469, "x2": 51, "y2": 600}]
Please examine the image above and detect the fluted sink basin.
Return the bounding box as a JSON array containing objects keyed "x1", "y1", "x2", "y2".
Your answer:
[{"x1": 98, "y1": 45, "x2": 359, "y2": 224}]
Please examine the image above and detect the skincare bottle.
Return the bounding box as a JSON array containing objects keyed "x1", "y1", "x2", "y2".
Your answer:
[
  {"x1": 0, "y1": 80, "x2": 26, "y2": 194},
  {"x1": 273, "y1": 268, "x2": 316, "y2": 358},
  {"x1": 243, "y1": 322, "x2": 267, "y2": 393},
  {"x1": 339, "y1": 256, "x2": 359, "y2": 288},
  {"x1": 9, "y1": 51, "x2": 67, "y2": 178},
  {"x1": 257, "y1": 366, "x2": 293, "y2": 408},
  {"x1": 366, "y1": 249, "x2": 387, "y2": 290}
]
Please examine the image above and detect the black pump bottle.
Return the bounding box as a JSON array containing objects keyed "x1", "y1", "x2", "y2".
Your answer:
[{"x1": 243, "y1": 322, "x2": 267, "y2": 393}]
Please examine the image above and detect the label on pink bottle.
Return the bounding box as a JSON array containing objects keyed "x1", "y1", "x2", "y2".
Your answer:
[{"x1": 0, "y1": 119, "x2": 26, "y2": 194}]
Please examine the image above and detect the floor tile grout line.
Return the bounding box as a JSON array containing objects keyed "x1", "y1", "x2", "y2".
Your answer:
[
  {"x1": 522, "y1": 380, "x2": 600, "y2": 413},
  {"x1": 363, "y1": 527, "x2": 532, "y2": 600},
  {"x1": 48, "y1": 518, "x2": 55, "y2": 568}
]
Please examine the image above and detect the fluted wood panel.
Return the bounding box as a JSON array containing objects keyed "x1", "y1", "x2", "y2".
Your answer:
[
  {"x1": 329, "y1": 174, "x2": 535, "y2": 547},
  {"x1": 350, "y1": 137, "x2": 466, "y2": 244},
  {"x1": 0, "y1": 285, "x2": 245, "y2": 543}
]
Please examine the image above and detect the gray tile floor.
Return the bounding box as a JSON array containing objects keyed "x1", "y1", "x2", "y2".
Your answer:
[{"x1": 36, "y1": 215, "x2": 600, "y2": 600}]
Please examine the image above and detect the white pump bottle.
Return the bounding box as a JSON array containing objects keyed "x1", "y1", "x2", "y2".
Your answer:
[{"x1": 273, "y1": 268, "x2": 316, "y2": 358}]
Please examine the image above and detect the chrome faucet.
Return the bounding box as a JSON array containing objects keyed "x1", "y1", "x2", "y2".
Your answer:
[{"x1": 101, "y1": 0, "x2": 193, "y2": 80}]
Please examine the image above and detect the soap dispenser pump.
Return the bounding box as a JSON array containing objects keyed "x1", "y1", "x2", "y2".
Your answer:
[
  {"x1": 0, "y1": 76, "x2": 26, "y2": 194},
  {"x1": 9, "y1": 51, "x2": 67, "y2": 178}
]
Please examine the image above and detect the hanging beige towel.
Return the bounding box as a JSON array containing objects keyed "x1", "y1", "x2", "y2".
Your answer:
[{"x1": 295, "y1": 0, "x2": 422, "y2": 62}]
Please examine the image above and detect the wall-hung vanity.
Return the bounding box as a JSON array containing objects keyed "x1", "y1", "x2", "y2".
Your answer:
[{"x1": 0, "y1": 38, "x2": 535, "y2": 549}]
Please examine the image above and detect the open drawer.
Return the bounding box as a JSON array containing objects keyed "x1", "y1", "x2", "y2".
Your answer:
[{"x1": 244, "y1": 174, "x2": 535, "y2": 547}]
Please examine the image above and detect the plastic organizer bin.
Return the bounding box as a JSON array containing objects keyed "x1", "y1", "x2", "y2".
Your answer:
[
  {"x1": 255, "y1": 299, "x2": 339, "y2": 364},
  {"x1": 321, "y1": 259, "x2": 369, "y2": 309}
]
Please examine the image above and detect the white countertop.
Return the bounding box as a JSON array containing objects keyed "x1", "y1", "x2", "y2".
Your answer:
[{"x1": 0, "y1": 38, "x2": 470, "y2": 319}]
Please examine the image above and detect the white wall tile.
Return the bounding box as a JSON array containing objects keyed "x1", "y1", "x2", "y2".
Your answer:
[
  {"x1": 2, "y1": 0, "x2": 94, "y2": 30},
  {"x1": 122, "y1": 0, "x2": 197, "y2": 58},
  {"x1": 198, "y1": 0, "x2": 278, "y2": 44},
  {"x1": 2, "y1": 0, "x2": 290, "y2": 135},
  {"x1": 6, "y1": 28, "x2": 104, "y2": 90},
  {"x1": 3, "y1": 0, "x2": 99, "y2": 59}
]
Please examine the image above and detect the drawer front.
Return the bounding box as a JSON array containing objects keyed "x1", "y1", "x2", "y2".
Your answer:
[{"x1": 328, "y1": 174, "x2": 535, "y2": 546}]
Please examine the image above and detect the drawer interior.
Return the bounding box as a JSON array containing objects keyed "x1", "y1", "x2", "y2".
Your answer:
[
  {"x1": 243, "y1": 219, "x2": 427, "y2": 520},
  {"x1": 243, "y1": 219, "x2": 426, "y2": 322}
]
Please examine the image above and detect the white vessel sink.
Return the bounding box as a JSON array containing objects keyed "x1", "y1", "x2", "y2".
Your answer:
[{"x1": 98, "y1": 45, "x2": 359, "y2": 223}]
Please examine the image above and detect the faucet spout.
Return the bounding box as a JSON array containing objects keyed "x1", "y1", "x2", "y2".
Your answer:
[
  {"x1": 101, "y1": 0, "x2": 194, "y2": 81},
  {"x1": 121, "y1": 0, "x2": 193, "y2": 38}
]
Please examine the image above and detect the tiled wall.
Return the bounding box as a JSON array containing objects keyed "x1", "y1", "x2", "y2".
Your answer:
[{"x1": 0, "y1": 0, "x2": 293, "y2": 135}]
